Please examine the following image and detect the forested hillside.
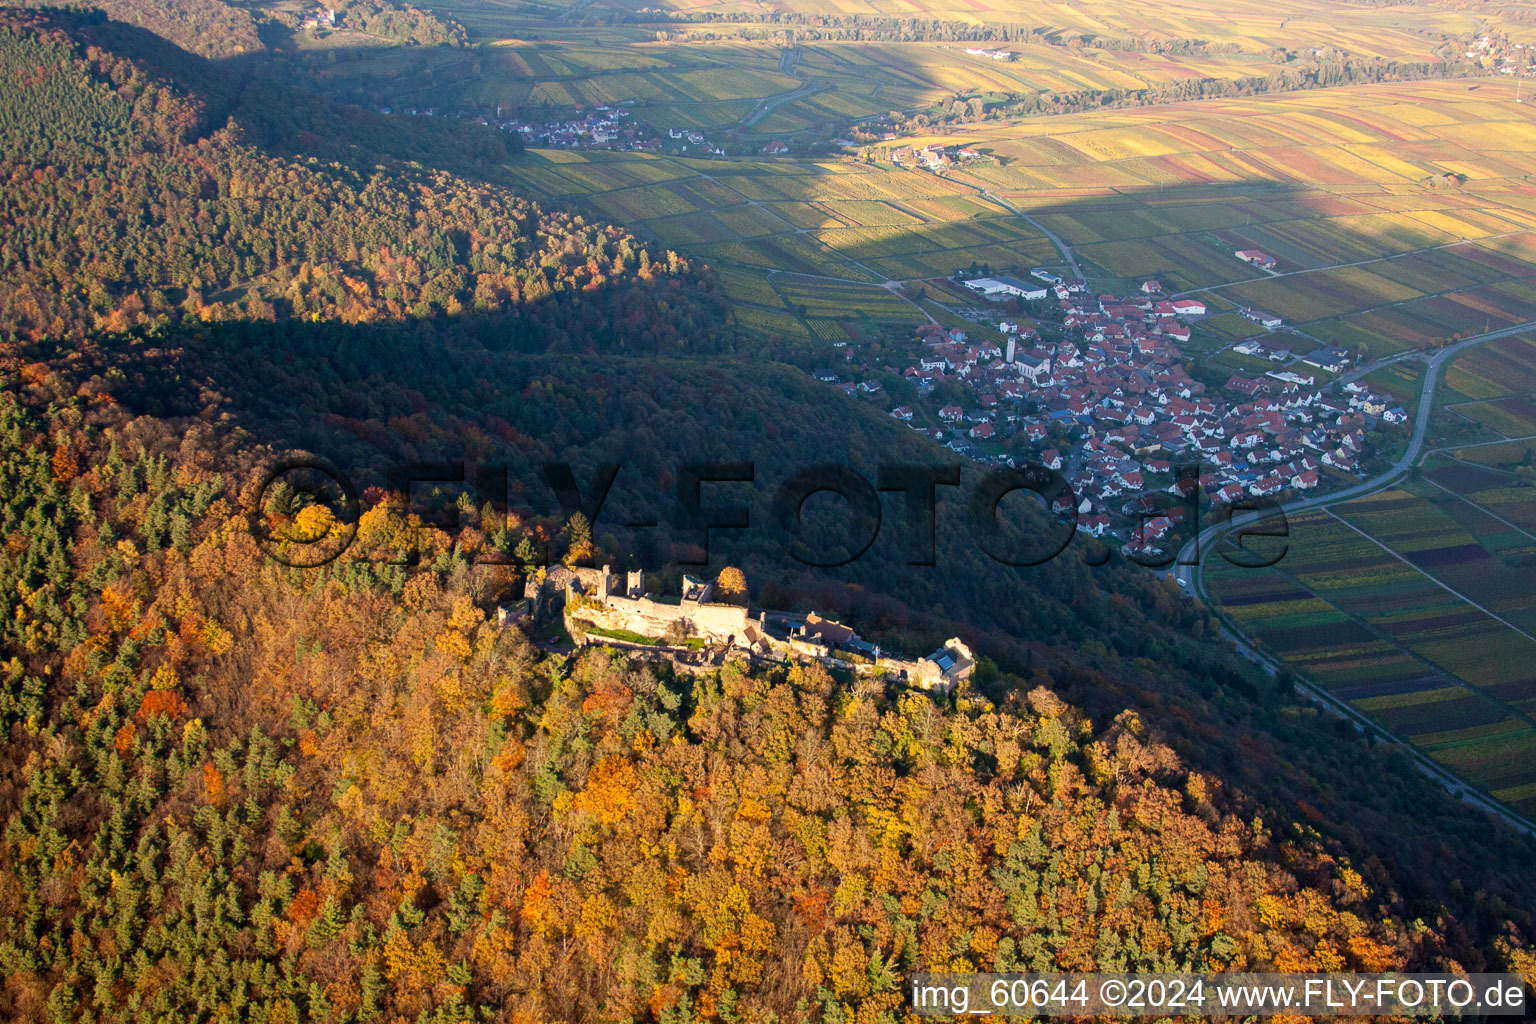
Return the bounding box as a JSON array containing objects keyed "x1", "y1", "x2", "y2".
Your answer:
[
  {"x1": 0, "y1": 11, "x2": 721, "y2": 347},
  {"x1": 2, "y1": 9, "x2": 1536, "y2": 1022},
  {"x1": 331, "y1": 0, "x2": 467, "y2": 46},
  {"x1": 9, "y1": 0, "x2": 260, "y2": 56},
  {"x1": 0, "y1": 370, "x2": 1505, "y2": 1023}
]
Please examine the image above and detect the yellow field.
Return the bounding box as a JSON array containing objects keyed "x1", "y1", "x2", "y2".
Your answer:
[
  {"x1": 494, "y1": 77, "x2": 1536, "y2": 349},
  {"x1": 621, "y1": 0, "x2": 1486, "y2": 61},
  {"x1": 871, "y1": 79, "x2": 1536, "y2": 347},
  {"x1": 498, "y1": 145, "x2": 1059, "y2": 336}
]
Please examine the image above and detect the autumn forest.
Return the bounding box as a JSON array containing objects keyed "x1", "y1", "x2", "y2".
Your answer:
[{"x1": 1, "y1": 1, "x2": 1535, "y2": 1022}]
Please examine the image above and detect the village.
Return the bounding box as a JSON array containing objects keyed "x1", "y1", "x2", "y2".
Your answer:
[
  {"x1": 1465, "y1": 32, "x2": 1536, "y2": 83},
  {"x1": 375, "y1": 102, "x2": 697, "y2": 152},
  {"x1": 373, "y1": 103, "x2": 819, "y2": 156},
  {"x1": 828, "y1": 255, "x2": 1406, "y2": 560},
  {"x1": 499, "y1": 564, "x2": 978, "y2": 692}
]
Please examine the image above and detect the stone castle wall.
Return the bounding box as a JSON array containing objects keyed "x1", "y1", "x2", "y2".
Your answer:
[
  {"x1": 554, "y1": 566, "x2": 970, "y2": 694},
  {"x1": 574, "y1": 592, "x2": 750, "y2": 645}
]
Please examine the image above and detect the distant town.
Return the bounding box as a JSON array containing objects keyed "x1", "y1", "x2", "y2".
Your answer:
[{"x1": 375, "y1": 102, "x2": 820, "y2": 156}]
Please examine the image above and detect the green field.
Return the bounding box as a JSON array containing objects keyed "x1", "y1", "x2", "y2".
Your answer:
[
  {"x1": 1207, "y1": 488, "x2": 1536, "y2": 817},
  {"x1": 494, "y1": 148, "x2": 1057, "y2": 338},
  {"x1": 1206, "y1": 332, "x2": 1536, "y2": 820},
  {"x1": 1441, "y1": 334, "x2": 1536, "y2": 437}
]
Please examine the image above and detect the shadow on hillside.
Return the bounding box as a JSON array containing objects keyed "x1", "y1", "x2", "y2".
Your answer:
[
  {"x1": 17, "y1": 11, "x2": 1536, "y2": 938},
  {"x1": 32, "y1": 8, "x2": 525, "y2": 178}
]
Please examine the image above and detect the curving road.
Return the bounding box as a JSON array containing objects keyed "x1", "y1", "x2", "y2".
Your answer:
[
  {"x1": 993, "y1": 196, "x2": 1087, "y2": 283},
  {"x1": 922, "y1": 169, "x2": 1087, "y2": 281},
  {"x1": 740, "y1": 49, "x2": 822, "y2": 130},
  {"x1": 1173, "y1": 317, "x2": 1536, "y2": 836},
  {"x1": 1176, "y1": 317, "x2": 1536, "y2": 583}
]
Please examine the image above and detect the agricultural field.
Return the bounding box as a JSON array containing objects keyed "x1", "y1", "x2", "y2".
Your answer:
[
  {"x1": 1206, "y1": 487, "x2": 1536, "y2": 816},
  {"x1": 898, "y1": 80, "x2": 1536, "y2": 354},
  {"x1": 1361, "y1": 360, "x2": 1426, "y2": 406},
  {"x1": 1441, "y1": 333, "x2": 1536, "y2": 437},
  {"x1": 1206, "y1": 328, "x2": 1536, "y2": 820},
  {"x1": 772, "y1": 275, "x2": 925, "y2": 321},
  {"x1": 493, "y1": 78, "x2": 1536, "y2": 345},
  {"x1": 754, "y1": 41, "x2": 1284, "y2": 126},
  {"x1": 1421, "y1": 455, "x2": 1536, "y2": 532},
  {"x1": 1446, "y1": 439, "x2": 1536, "y2": 472},
  {"x1": 615, "y1": 0, "x2": 1484, "y2": 61},
  {"x1": 311, "y1": 0, "x2": 1536, "y2": 360},
  {"x1": 393, "y1": 0, "x2": 1523, "y2": 134},
  {"x1": 387, "y1": 2, "x2": 1324, "y2": 134},
  {"x1": 499, "y1": 148, "x2": 1055, "y2": 338},
  {"x1": 357, "y1": 0, "x2": 1535, "y2": 138}
]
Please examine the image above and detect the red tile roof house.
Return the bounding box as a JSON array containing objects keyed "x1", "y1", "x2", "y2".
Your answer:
[
  {"x1": 939, "y1": 405, "x2": 964, "y2": 422},
  {"x1": 1171, "y1": 298, "x2": 1206, "y2": 316},
  {"x1": 890, "y1": 406, "x2": 913, "y2": 420},
  {"x1": 1078, "y1": 513, "x2": 1111, "y2": 536},
  {"x1": 969, "y1": 422, "x2": 995, "y2": 440},
  {"x1": 1226, "y1": 375, "x2": 1263, "y2": 396}
]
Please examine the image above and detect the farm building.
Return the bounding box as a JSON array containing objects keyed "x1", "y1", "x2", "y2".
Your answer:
[
  {"x1": 1243, "y1": 309, "x2": 1284, "y2": 330},
  {"x1": 1234, "y1": 335, "x2": 1290, "y2": 360},
  {"x1": 964, "y1": 276, "x2": 1048, "y2": 300},
  {"x1": 1235, "y1": 249, "x2": 1278, "y2": 269},
  {"x1": 1301, "y1": 348, "x2": 1350, "y2": 371}
]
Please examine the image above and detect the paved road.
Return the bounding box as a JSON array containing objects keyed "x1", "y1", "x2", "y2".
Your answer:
[
  {"x1": 927, "y1": 171, "x2": 1087, "y2": 281},
  {"x1": 740, "y1": 49, "x2": 821, "y2": 129},
  {"x1": 1176, "y1": 317, "x2": 1536, "y2": 581},
  {"x1": 1172, "y1": 317, "x2": 1536, "y2": 837},
  {"x1": 995, "y1": 197, "x2": 1087, "y2": 282}
]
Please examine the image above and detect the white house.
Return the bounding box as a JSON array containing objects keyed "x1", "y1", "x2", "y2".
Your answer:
[{"x1": 964, "y1": 276, "x2": 1048, "y2": 301}]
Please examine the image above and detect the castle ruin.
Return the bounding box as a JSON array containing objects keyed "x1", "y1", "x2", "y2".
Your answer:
[{"x1": 507, "y1": 564, "x2": 975, "y2": 693}]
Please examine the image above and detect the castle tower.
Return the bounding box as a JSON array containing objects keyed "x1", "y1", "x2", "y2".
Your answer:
[
  {"x1": 627, "y1": 569, "x2": 645, "y2": 599},
  {"x1": 598, "y1": 564, "x2": 611, "y2": 601}
]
